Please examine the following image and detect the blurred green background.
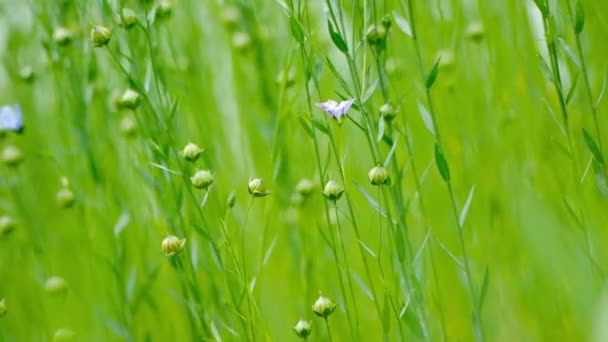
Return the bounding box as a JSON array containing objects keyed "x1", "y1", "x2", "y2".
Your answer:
[{"x1": 1, "y1": 0, "x2": 608, "y2": 341}]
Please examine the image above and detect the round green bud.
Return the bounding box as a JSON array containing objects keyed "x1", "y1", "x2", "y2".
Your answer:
[
  {"x1": 121, "y1": 8, "x2": 138, "y2": 28},
  {"x1": 323, "y1": 180, "x2": 344, "y2": 201},
  {"x1": 221, "y1": 5, "x2": 241, "y2": 28},
  {"x1": 465, "y1": 21, "x2": 484, "y2": 42},
  {"x1": 53, "y1": 27, "x2": 73, "y2": 46},
  {"x1": 120, "y1": 114, "x2": 137, "y2": 137},
  {"x1": 232, "y1": 32, "x2": 252, "y2": 51},
  {"x1": 19, "y1": 66, "x2": 35, "y2": 83},
  {"x1": 295, "y1": 178, "x2": 316, "y2": 197},
  {"x1": 52, "y1": 328, "x2": 75, "y2": 342},
  {"x1": 191, "y1": 169, "x2": 214, "y2": 189},
  {"x1": 45, "y1": 276, "x2": 69, "y2": 295},
  {"x1": 181, "y1": 142, "x2": 203, "y2": 162},
  {"x1": 118, "y1": 89, "x2": 142, "y2": 110},
  {"x1": 155, "y1": 0, "x2": 173, "y2": 20},
  {"x1": 162, "y1": 235, "x2": 186, "y2": 256},
  {"x1": 365, "y1": 24, "x2": 386, "y2": 45},
  {"x1": 380, "y1": 102, "x2": 396, "y2": 121},
  {"x1": 56, "y1": 188, "x2": 75, "y2": 208},
  {"x1": 2, "y1": 145, "x2": 23, "y2": 166},
  {"x1": 0, "y1": 299, "x2": 6, "y2": 318},
  {"x1": 293, "y1": 319, "x2": 312, "y2": 338},
  {"x1": 368, "y1": 166, "x2": 389, "y2": 186},
  {"x1": 248, "y1": 178, "x2": 270, "y2": 197},
  {"x1": 91, "y1": 26, "x2": 111, "y2": 47},
  {"x1": 312, "y1": 295, "x2": 336, "y2": 318},
  {"x1": 0, "y1": 216, "x2": 16, "y2": 236}
]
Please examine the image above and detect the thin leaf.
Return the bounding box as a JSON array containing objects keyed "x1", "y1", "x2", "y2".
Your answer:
[
  {"x1": 436, "y1": 238, "x2": 464, "y2": 269},
  {"x1": 327, "y1": 21, "x2": 348, "y2": 53},
  {"x1": 262, "y1": 236, "x2": 278, "y2": 266},
  {"x1": 533, "y1": 0, "x2": 548, "y2": 17},
  {"x1": 426, "y1": 58, "x2": 440, "y2": 90},
  {"x1": 459, "y1": 185, "x2": 476, "y2": 227},
  {"x1": 596, "y1": 71, "x2": 607, "y2": 109},
  {"x1": 574, "y1": 0, "x2": 585, "y2": 35},
  {"x1": 392, "y1": 11, "x2": 412, "y2": 37},
  {"x1": 558, "y1": 38, "x2": 581, "y2": 68},
  {"x1": 417, "y1": 101, "x2": 436, "y2": 136},
  {"x1": 351, "y1": 270, "x2": 373, "y2": 301},
  {"x1": 353, "y1": 181, "x2": 396, "y2": 224},
  {"x1": 563, "y1": 197, "x2": 582, "y2": 228},
  {"x1": 113, "y1": 212, "x2": 131, "y2": 238},
  {"x1": 382, "y1": 293, "x2": 391, "y2": 333},
  {"x1": 434, "y1": 143, "x2": 450, "y2": 183},
  {"x1": 149, "y1": 162, "x2": 182, "y2": 175},
  {"x1": 311, "y1": 117, "x2": 330, "y2": 135},
  {"x1": 582, "y1": 128, "x2": 604, "y2": 164},
  {"x1": 478, "y1": 266, "x2": 490, "y2": 311},
  {"x1": 413, "y1": 228, "x2": 431, "y2": 265},
  {"x1": 403, "y1": 304, "x2": 423, "y2": 338},
  {"x1": 289, "y1": 16, "x2": 304, "y2": 43},
  {"x1": 298, "y1": 117, "x2": 314, "y2": 138},
  {"x1": 383, "y1": 137, "x2": 400, "y2": 169},
  {"x1": 358, "y1": 239, "x2": 377, "y2": 258},
  {"x1": 565, "y1": 72, "x2": 579, "y2": 104},
  {"x1": 399, "y1": 294, "x2": 411, "y2": 319},
  {"x1": 362, "y1": 78, "x2": 378, "y2": 103},
  {"x1": 325, "y1": 57, "x2": 351, "y2": 94},
  {"x1": 377, "y1": 116, "x2": 385, "y2": 142}
]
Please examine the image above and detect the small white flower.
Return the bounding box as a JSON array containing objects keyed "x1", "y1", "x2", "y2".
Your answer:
[
  {"x1": 316, "y1": 99, "x2": 355, "y2": 122},
  {"x1": 0, "y1": 105, "x2": 23, "y2": 133}
]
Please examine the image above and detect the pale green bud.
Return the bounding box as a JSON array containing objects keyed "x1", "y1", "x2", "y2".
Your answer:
[
  {"x1": 121, "y1": 8, "x2": 138, "y2": 28},
  {"x1": 0, "y1": 216, "x2": 16, "y2": 236},
  {"x1": 19, "y1": 65, "x2": 35, "y2": 83},
  {"x1": 0, "y1": 299, "x2": 6, "y2": 318},
  {"x1": 53, "y1": 27, "x2": 73, "y2": 46},
  {"x1": 191, "y1": 169, "x2": 214, "y2": 189},
  {"x1": 2, "y1": 145, "x2": 23, "y2": 166},
  {"x1": 52, "y1": 328, "x2": 75, "y2": 342},
  {"x1": 293, "y1": 319, "x2": 312, "y2": 338},
  {"x1": 221, "y1": 6, "x2": 241, "y2": 28},
  {"x1": 465, "y1": 21, "x2": 484, "y2": 42},
  {"x1": 91, "y1": 26, "x2": 111, "y2": 47},
  {"x1": 57, "y1": 188, "x2": 75, "y2": 208},
  {"x1": 323, "y1": 180, "x2": 343, "y2": 201},
  {"x1": 181, "y1": 142, "x2": 203, "y2": 162},
  {"x1": 118, "y1": 89, "x2": 142, "y2": 110},
  {"x1": 380, "y1": 102, "x2": 396, "y2": 121},
  {"x1": 248, "y1": 178, "x2": 270, "y2": 197},
  {"x1": 312, "y1": 295, "x2": 336, "y2": 318},
  {"x1": 227, "y1": 192, "x2": 236, "y2": 208},
  {"x1": 162, "y1": 235, "x2": 186, "y2": 256},
  {"x1": 232, "y1": 32, "x2": 252, "y2": 51},
  {"x1": 120, "y1": 114, "x2": 137, "y2": 137},
  {"x1": 156, "y1": 0, "x2": 173, "y2": 20},
  {"x1": 368, "y1": 166, "x2": 389, "y2": 186},
  {"x1": 437, "y1": 49, "x2": 455, "y2": 70},
  {"x1": 365, "y1": 24, "x2": 386, "y2": 45},
  {"x1": 296, "y1": 178, "x2": 316, "y2": 197},
  {"x1": 45, "y1": 276, "x2": 69, "y2": 295}
]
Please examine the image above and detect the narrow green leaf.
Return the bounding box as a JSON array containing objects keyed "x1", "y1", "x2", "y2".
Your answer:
[
  {"x1": 311, "y1": 118, "x2": 330, "y2": 135},
  {"x1": 434, "y1": 144, "x2": 450, "y2": 182},
  {"x1": 383, "y1": 137, "x2": 399, "y2": 169},
  {"x1": 351, "y1": 271, "x2": 373, "y2": 300},
  {"x1": 353, "y1": 181, "x2": 396, "y2": 224},
  {"x1": 595, "y1": 71, "x2": 607, "y2": 110},
  {"x1": 327, "y1": 21, "x2": 348, "y2": 53},
  {"x1": 325, "y1": 57, "x2": 351, "y2": 94},
  {"x1": 382, "y1": 293, "x2": 391, "y2": 333},
  {"x1": 478, "y1": 266, "x2": 490, "y2": 311},
  {"x1": 403, "y1": 305, "x2": 423, "y2": 338},
  {"x1": 459, "y1": 185, "x2": 476, "y2": 227},
  {"x1": 417, "y1": 101, "x2": 436, "y2": 136},
  {"x1": 289, "y1": 17, "x2": 304, "y2": 43},
  {"x1": 392, "y1": 11, "x2": 412, "y2": 37},
  {"x1": 563, "y1": 197, "x2": 582, "y2": 228},
  {"x1": 575, "y1": 0, "x2": 585, "y2": 35},
  {"x1": 436, "y1": 238, "x2": 464, "y2": 269},
  {"x1": 533, "y1": 0, "x2": 548, "y2": 17},
  {"x1": 558, "y1": 38, "x2": 581, "y2": 68},
  {"x1": 298, "y1": 117, "x2": 314, "y2": 138},
  {"x1": 377, "y1": 116, "x2": 385, "y2": 142},
  {"x1": 538, "y1": 54, "x2": 553, "y2": 80},
  {"x1": 566, "y1": 72, "x2": 579, "y2": 104},
  {"x1": 395, "y1": 228, "x2": 405, "y2": 262},
  {"x1": 426, "y1": 58, "x2": 440, "y2": 90},
  {"x1": 582, "y1": 128, "x2": 604, "y2": 164}
]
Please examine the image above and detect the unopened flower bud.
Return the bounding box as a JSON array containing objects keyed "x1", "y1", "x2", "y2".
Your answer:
[
  {"x1": 182, "y1": 142, "x2": 203, "y2": 162},
  {"x1": 380, "y1": 103, "x2": 396, "y2": 121},
  {"x1": 312, "y1": 295, "x2": 336, "y2": 318},
  {"x1": 91, "y1": 26, "x2": 111, "y2": 47},
  {"x1": 227, "y1": 192, "x2": 236, "y2": 208},
  {"x1": 120, "y1": 114, "x2": 137, "y2": 137},
  {"x1": 57, "y1": 187, "x2": 75, "y2": 208},
  {"x1": 53, "y1": 27, "x2": 73, "y2": 46},
  {"x1": 293, "y1": 319, "x2": 312, "y2": 338},
  {"x1": 248, "y1": 178, "x2": 270, "y2": 197},
  {"x1": 52, "y1": 328, "x2": 75, "y2": 342},
  {"x1": 19, "y1": 66, "x2": 35, "y2": 83},
  {"x1": 156, "y1": 0, "x2": 173, "y2": 20},
  {"x1": 221, "y1": 6, "x2": 241, "y2": 28},
  {"x1": 0, "y1": 299, "x2": 6, "y2": 318},
  {"x1": 366, "y1": 24, "x2": 386, "y2": 45},
  {"x1": 2, "y1": 145, "x2": 23, "y2": 166},
  {"x1": 368, "y1": 166, "x2": 389, "y2": 186},
  {"x1": 232, "y1": 32, "x2": 252, "y2": 51},
  {"x1": 121, "y1": 8, "x2": 138, "y2": 28},
  {"x1": 0, "y1": 216, "x2": 16, "y2": 236},
  {"x1": 465, "y1": 21, "x2": 484, "y2": 42},
  {"x1": 191, "y1": 169, "x2": 214, "y2": 189},
  {"x1": 118, "y1": 89, "x2": 142, "y2": 110},
  {"x1": 323, "y1": 180, "x2": 343, "y2": 201},
  {"x1": 45, "y1": 276, "x2": 68, "y2": 295},
  {"x1": 162, "y1": 235, "x2": 186, "y2": 256},
  {"x1": 296, "y1": 178, "x2": 315, "y2": 197}
]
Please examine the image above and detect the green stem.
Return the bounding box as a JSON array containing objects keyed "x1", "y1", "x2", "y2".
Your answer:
[{"x1": 241, "y1": 196, "x2": 257, "y2": 342}]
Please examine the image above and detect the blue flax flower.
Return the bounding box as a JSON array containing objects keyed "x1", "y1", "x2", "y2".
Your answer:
[
  {"x1": 0, "y1": 105, "x2": 24, "y2": 133},
  {"x1": 316, "y1": 99, "x2": 355, "y2": 123}
]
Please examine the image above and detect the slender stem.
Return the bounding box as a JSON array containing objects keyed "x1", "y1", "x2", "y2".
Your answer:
[
  {"x1": 241, "y1": 196, "x2": 257, "y2": 342},
  {"x1": 324, "y1": 317, "x2": 334, "y2": 342}
]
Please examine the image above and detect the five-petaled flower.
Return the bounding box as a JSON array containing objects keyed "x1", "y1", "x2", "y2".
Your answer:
[
  {"x1": 316, "y1": 99, "x2": 355, "y2": 123},
  {"x1": 0, "y1": 105, "x2": 23, "y2": 133}
]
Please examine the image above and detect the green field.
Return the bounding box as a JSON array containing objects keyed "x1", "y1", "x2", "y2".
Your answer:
[{"x1": 1, "y1": 0, "x2": 608, "y2": 341}]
